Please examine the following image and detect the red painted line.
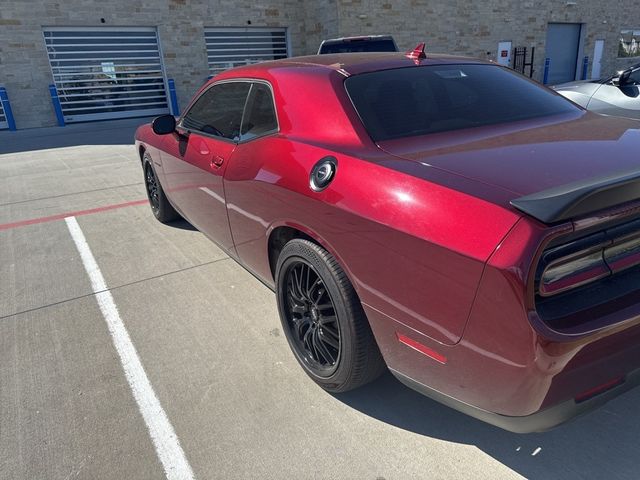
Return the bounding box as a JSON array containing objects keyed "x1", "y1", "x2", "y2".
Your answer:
[
  {"x1": 397, "y1": 332, "x2": 448, "y2": 364},
  {"x1": 0, "y1": 198, "x2": 148, "y2": 232}
]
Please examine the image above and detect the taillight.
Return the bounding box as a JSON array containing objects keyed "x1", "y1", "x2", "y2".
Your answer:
[
  {"x1": 540, "y1": 248, "x2": 609, "y2": 297},
  {"x1": 604, "y1": 233, "x2": 640, "y2": 273},
  {"x1": 539, "y1": 229, "x2": 640, "y2": 297}
]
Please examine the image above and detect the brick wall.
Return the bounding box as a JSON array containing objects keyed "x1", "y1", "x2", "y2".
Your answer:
[{"x1": 1, "y1": 0, "x2": 640, "y2": 129}]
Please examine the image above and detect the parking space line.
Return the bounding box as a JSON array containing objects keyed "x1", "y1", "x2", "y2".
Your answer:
[
  {"x1": 0, "y1": 198, "x2": 147, "y2": 232},
  {"x1": 65, "y1": 216, "x2": 196, "y2": 480}
]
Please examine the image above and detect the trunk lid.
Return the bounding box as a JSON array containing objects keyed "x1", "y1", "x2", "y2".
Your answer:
[{"x1": 377, "y1": 112, "x2": 640, "y2": 202}]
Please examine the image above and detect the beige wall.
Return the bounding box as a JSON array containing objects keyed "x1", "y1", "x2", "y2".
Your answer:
[
  {"x1": 337, "y1": 0, "x2": 640, "y2": 82},
  {"x1": 1, "y1": 0, "x2": 640, "y2": 129},
  {"x1": 0, "y1": 0, "x2": 307, "y2": 129}
]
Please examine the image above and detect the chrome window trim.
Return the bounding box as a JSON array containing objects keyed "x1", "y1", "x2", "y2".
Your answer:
[{"x1": 177, "y1": 78, "x2": 279, "y2": 144}]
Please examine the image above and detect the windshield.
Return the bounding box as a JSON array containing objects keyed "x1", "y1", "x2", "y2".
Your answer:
[
  {"x1": 345, "y1": 64, "x2": 579, "y2": 142},
  {"x1": 319, "y1": 39, "x2": 397, "y2": 54}
]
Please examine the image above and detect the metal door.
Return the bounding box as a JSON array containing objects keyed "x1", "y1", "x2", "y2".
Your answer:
[
  {"x1": 592, "y1": 40, "x2": 604, "y2": 79},
  {"x1": 43, "y1": 27, "x2": 169, "y2": 123},
  {"x1": 545, "y1": 23, "x2": 582, "y2": 84},
  {"x1": 204, "y1": 27, "x2": 288, "y2": 76}
]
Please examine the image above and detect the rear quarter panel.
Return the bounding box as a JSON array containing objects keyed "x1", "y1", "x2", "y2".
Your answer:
[{"x1": 224, "y1": 135, "x2": 520, "y2": 345}]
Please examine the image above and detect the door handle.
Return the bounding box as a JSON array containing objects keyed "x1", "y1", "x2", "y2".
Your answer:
[{"x1": 211, "y1": 155, "x2": 224, "y2": 168}]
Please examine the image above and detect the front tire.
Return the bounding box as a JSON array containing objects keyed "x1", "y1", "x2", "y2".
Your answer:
[
  {"x1": 143, "y1": 153, "x2": 178, "y2": 223},
  {"x1": 275, "y1": 239, "x2": 385, "y2": 393}
]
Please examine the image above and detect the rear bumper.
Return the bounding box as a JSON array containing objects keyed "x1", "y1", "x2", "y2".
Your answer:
[{"x1": 391, "y1": 366, "x2": 640, "y2": 434}]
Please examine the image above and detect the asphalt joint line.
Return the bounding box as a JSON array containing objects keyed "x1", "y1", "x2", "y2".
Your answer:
[{"x1": 0, "y1": 258, "x2": 229, "y2": 321}]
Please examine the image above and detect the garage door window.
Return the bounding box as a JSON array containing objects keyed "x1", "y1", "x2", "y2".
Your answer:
[
  {"x1": 205, "y1": 27, "x2": 288, "y2": 76},
  {"x1": 43, "y1": 27, "x2": 169, "y2": 123}
]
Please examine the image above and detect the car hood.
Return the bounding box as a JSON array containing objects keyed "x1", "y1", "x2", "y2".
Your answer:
[
  {"x1": 377, "y1": 111, "x2": 640, "y2": 198},
  {"x1": 551, "y1": 80, "x2": 603, "y2": 95}
]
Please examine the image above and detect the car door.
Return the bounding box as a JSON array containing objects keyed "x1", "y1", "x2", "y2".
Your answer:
[
  {"x1": 588, "y1": 67, "x2": 640, "y2": 119},
  {"x1": 223, "y1": 81, "x2": 282, "y2": 281},
  {"x1": 161, "y1": 81, "x2": 251, "y2": 253}
]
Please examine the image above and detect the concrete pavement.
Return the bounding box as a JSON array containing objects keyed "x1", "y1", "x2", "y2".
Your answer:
[{"x1": 1, "y1": 119, "x2": 639, "y2": 480}]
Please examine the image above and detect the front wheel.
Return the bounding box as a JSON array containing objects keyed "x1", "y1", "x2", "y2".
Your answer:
[
  {"x1": 275, "y1": 239, "x2": 385, "y2": 393},
  {"x1": 143, "y1": 152, "x2": 179, "y2": 223}
]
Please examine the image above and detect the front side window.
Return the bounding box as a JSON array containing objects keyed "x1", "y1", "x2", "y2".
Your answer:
[
  {"x1": 345, "y1": 64, "x2": 579, "y2": 142},
  {"x1": 181, "y1": 82, "x2": 250, "y2": 139},
  {"x1": 241, "y1": 83, "x2": 278, "y2": 140}
]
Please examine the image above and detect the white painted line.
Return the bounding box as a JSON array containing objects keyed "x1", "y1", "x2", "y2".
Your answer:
[{"x1": 65, "y1": 216, "x2": 195, "y2": 480}]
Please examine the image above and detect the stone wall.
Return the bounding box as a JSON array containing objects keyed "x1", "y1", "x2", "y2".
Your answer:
[
  {"x1": 0, "y1": 0, "x2": 307, "y2": 128},
  {"x1": 302, "y1": 0, "x2": 340, "y2": 54},
  {"x1": 336, "y1": 0, "x2": 640, "y2": 82},
  {"x1": 1, "y1": 0, "x2": 640, "y2": 129}
]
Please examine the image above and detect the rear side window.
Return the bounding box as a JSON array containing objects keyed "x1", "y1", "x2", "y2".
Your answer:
[
  {"x1": 241, "y1": 83, "x2": 278, "y2": 140},
  {"x1": 181, "y1": 82, "x2": 250, "y2": 140},
  {"x1": 345, "y1": 64, "x2": 579, "y2": 142}
]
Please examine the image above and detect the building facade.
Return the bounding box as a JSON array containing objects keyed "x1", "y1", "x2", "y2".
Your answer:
[{"x1": 1, "y1": 0, "x2": 639, "y2": 129}]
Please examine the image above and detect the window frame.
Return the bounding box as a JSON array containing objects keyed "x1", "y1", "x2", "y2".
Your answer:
[
  {"x1": 239, "y1": 81, "x2": 280, "y2": 143},
  {"x1": 177, "y1": 78, "x2": 279, "y2": 144}
]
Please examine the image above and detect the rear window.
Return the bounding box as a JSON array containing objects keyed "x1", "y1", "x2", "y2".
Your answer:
[
  {"x1": 345, "y1": 64, "x2": 579, "y2": 142},
  {"x1": 319, "y1": 39, "x2": 397, "y2": 54}
]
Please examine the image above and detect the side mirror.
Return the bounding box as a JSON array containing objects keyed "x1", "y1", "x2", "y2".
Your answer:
[
  {"x1": 152, "y1": 114, "x2": 176, "y2": 135},
  {"x1": 618, "y1": 68, "x2": 633, "y2": 87}
]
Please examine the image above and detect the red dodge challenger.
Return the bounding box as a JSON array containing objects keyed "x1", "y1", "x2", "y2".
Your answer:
[{"x1": 135, "y1": 46, "x2": 640, "y2": 432}]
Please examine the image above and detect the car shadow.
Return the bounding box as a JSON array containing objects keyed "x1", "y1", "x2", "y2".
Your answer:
[
  {"x1": 0, "y1": 116, "x2": 155, "y2": 154},
  {"x1": 167, "y1": 218, "x2": 197, "y2": 231},
  {"x1": 333, "y1": 371, "x2": 640, "y2": 479}
]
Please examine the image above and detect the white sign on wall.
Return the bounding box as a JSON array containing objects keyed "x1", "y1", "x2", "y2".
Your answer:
[{"x1": 497, "y1": 41, "x2": 512, "y2": 66}]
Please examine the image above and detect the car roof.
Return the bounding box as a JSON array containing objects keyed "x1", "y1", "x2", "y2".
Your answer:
[{"x1": 213, "y1": 52, "x2": 490, "y2": 80}]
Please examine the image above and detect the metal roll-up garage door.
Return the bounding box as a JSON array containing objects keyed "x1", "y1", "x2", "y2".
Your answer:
[
  {"x1": 205, "y1": 27, "x2": 289, "y2": 76},
  {"x1": 43, "y1": 27, "x2": 169, "y2": 123}
]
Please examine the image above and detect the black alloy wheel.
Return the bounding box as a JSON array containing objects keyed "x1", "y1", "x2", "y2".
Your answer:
[
  {"x1": 142, "y1": 152, "x2": 179, "y2": 223},
  {"x1": 276, "y1": 239, "x2": 385, "y2": 392},
  {"x1": 283, "y1": 259, "x2": 341, "y2": 375},
  {"x1": 145, "y1": 163, "x2": 160, "y2": 214}
]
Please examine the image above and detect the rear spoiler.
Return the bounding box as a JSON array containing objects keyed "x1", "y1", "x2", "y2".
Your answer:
[{"x1": 510, "y1": 169, "x2": 640, "y2": 224}]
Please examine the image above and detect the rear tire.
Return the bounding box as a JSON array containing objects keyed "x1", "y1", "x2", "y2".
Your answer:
[
  {"x1": 143, "y1": 152, "x2": 178, "y2": 223},
  {"x1": 275, "y1": 239, "x2": 385, "y2": 393}
]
